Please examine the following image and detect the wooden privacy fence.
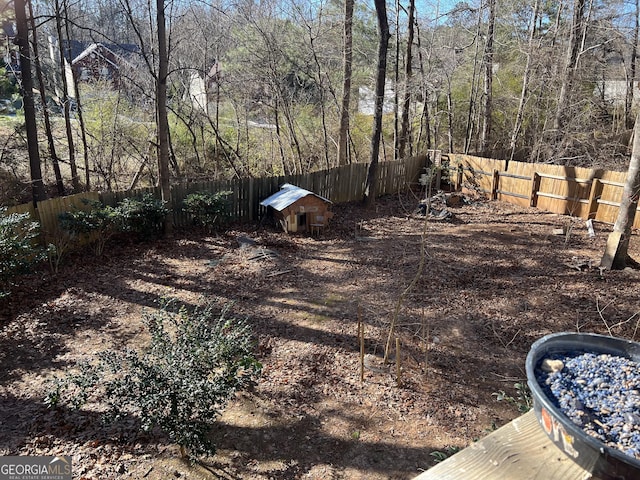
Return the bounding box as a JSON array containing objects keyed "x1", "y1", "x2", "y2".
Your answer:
[
  {"x1": 5, "y1": 155, "x2": 426, "y2": 238},
  {"x1": 445, "y1": 154, "x2": 639, "y2": 228}
]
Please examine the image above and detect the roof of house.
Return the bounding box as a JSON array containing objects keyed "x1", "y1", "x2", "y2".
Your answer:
[
  {"x1": 259, "y1": 184, "x2": 332, "y2": 212},
  {"x1": 62, "y1": 40, "x2": 139, "y2": 63},
  {"x1": 72, "y1": 43, "x2": 121, "y2": 67}
]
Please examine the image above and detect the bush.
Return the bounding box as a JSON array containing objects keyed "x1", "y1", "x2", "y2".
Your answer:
[
  {"x1": 0, "y1": 207, "x2": 44, "y2": 298},
  {"x1": 45, "y1": 300, "x2": 262, "y2": 459},
  {"x1": 116, "y1": 193, "x2": 169, "y2": 240},
  {"x1": 182, "y1": 191, "x2": 232, "y2": 231},
  {"x1": 58, "y1": 200, "x2": 119, "y2": 256}
]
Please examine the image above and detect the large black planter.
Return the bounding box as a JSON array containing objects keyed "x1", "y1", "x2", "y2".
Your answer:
[{"x1": 526, "y1": 332, "x2": 640, "y2": 480}]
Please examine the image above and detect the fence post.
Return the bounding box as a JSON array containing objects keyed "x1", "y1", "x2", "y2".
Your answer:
[
  {"x1": 492, "y1": 169, "x2": 499, "y2": 200},
  {"x1": 530, "y1": 172, "x2": 541, "y2": 207},
  {"x1": 587, "y1": 178, "x2": 603, "y2": 220},
  {"x1": 433, "y1": 151, "x2": 442, "y2": 191}
]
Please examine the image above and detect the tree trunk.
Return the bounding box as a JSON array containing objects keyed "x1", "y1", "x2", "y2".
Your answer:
[
  {"x1": 601, "y1": 112, "x2": 640, "y2": 270},
  {"x1": 28, "y1": 0, "x2": 64, "y2": 196},
  {"x1": 446, "y1": 75, "x2": 454, "y2": 153},
  {"x1": 553, "y1": 0, "x2": 585, "y2": 134},
  {"x1": 55, "y1": 0, "x2": 80, "y2": 192},
  {"x1": 364, "y1": 0, "x2": 391, "y2": 207},
  {"x1": 63, "y1": 1, "x2": 90, "y2": 190},
  {"x1": 509, "y1": 0, "x2": 539, "y2": 166},
  {"x1": 464, "y1": 6, "x2": 484, "y2": 154},
  {"x1": 480, "y1": 0, "x2": 495, "y2": 156},
  {"x1": 393, "y1": 0, "x2": 400, "y2": 161},
  {"x1": 415, "y1": 20, "x2": 432, "y2": 151},
  {"x1": 308, "y1": 29, "x2": 331, "y2": 171},
  {"x1": 273, "y1": 98, "x2": 290, "y2": 175},
  {"x1": 156, "y1": 0, "x2": 172, "y2": 234},
  {"x1": 14, "y1": 0, "x2": 46, "y2": 206},
  {"x1": 626, "y1": 0, "x2": 639, "y2": 130},
  {"x1": 337, "y1": 0, "x2": 354, "y2": 165},
  {"x1": 398, "y1": 0, "x2": 415, "y2": 160}
]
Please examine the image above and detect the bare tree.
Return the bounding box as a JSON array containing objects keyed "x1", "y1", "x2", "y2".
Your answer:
[
  {"x1": 463, "y1": 5, "x2": 483, "y2": 154},
  {"x1": 63, "y1": 0, "x2": 91, "y2": 189},
  {"x1": 398, "y1": 0, "x2": 415, "y2": 160},
  {"x1": 479, "y1": 0, "x2": 495, "y2": 155},
  {"x1": 28, "y1": 0, "x2": 64, "y2": 196},
  {"x1": 601, "y1": 111, "x2": 640, "y2": 269},
  {"x1": 509, "y1": 0, "x2": 539, "y2": 166},
  {"x1": 364, "y1": 0, "x2": 391, "y2": 207},
  {"x1": 14, "y1": 0, "x2": 46, "y2": 205},
  {"x1": 553, "y1": 0, "x2": 586, "y2": 135},
  {"x1": 625, "y1": 0, "x2": 639, "y2": 130},
  {"x1": 337, "y1": 0, "x2": 354, "y2": 166},
  {"x1": 54, "y1": 0, "x2": 80, "y2": 191},
  {"x1": 156, "y1": 0, "x2": 172, "y2": 233}
]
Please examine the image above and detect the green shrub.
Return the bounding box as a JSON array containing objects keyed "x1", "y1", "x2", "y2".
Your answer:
[
  {"x1": 116, "y1": 193, "x2": 169, "y2": 240},
  {"x1": 0, "y1": 67, "x2": 18, "y2": 97},
  {"x1": 0, "y1": 207, "x2": 44, "y2": 298},
  {"x1": 182, "y1": 191, "x2": 232, "y2": 231},
  {"x1": 492, "y1": 382, "x2": 532, "y2": 414},
  {"x1": 45, "y1": 300, "x2": 262, "y2": 459},
  {"x1": 58, "y1": 200, "x2": 119, "y2": 256}
]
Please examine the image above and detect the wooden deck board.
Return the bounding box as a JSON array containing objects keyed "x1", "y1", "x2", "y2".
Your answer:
[{"x1": 414, "y1": 410, "x2": 593, "y2": 480}]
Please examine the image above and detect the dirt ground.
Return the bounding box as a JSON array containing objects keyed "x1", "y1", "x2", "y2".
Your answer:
[{"x1": 2, "y1": 191, "x2": 640, "y2": 480}]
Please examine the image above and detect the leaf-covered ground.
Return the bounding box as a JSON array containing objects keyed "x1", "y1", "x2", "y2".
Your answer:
[{"x1": 2, "y1": 192, "x2": 640, "y2": 479}]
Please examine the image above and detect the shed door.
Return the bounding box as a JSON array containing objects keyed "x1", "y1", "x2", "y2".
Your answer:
[{"x1": 297, "y1": 213, "x2": 307, "y2": 230}]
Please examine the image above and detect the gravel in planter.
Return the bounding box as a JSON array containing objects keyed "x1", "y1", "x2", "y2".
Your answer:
[{"x1": 536, "y1": 352, "x2": 640, "y2": 459}]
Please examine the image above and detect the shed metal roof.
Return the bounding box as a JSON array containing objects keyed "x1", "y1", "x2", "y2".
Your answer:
[{"x1": 259, "y1": 184, "x2": 332, "y2": 212}]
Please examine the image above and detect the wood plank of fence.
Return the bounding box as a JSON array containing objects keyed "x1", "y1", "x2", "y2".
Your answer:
[
  {"x1": 448, "y1": 156, "x2": 640, "y2": 229},
  {"x1": 36, "y1": 192, "x2": 101, "y2": 238},
  {"x1": 3, "y1": 156, "x2": 424, "y2": 241}
]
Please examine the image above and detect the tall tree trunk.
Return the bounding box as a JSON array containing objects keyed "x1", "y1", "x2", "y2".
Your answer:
[
  {"x1": 28, "y1": 0, "x2": 64, "y2": 196},
  {"x1": 337, "y1": 0, "x2": 354, "y2": 165},
  {"x1": 308, "y1": 28, "x2": 331, "y2": 171},
  {"x1": 509, "y1": 0, "x2": 539, "y2": 166},
  {"x1": 601, "y1": 112, "x2": 640, "y2": 270},
  {"x1": 54, "y1": 0, "x2": 80, "y2": 192},
  {"x1": 156, "y1": 0, "x2": 172, "y2": 234},
  {"x1": 553, "y1": 0, "x2": 585, "y2": 134},
  {"x1": 398, "y1": 0, "x2": 415, "y2": 159},
  {"x1": 393, "y1": 0, "x2": 400, "y2": 161},
  {"x1": 446, "y1": 76, "x2": 454, "y2": 153},
  {"x1": 415, "y1": 19, "x2": 432, "y2": 151},
  {"x1": 14, "y1": 0, "x2": 46, "y2": 205},
  {"x1": 63, "y1": 1, "x2": 90, "y2": 190},
  {"x1": 364, "y1": 0, "x2": 391, "y2": 207},
  {"x1": 626, "y1": 0, "x2": 639, "y2": 130},
  {"x1": 273, "y1": 98, "x2": 289, "y2": 175},
  {"x1": 480, "y1": 0, "x2": 495, "y2": 156},
  {"x1": 464, "y1": 6, "x2": 484, "y2": 154}
]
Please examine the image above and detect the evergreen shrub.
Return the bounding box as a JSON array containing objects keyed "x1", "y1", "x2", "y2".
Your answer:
[
  {"x1": 182, "y1": 191, "x2": 232, "y2": 231},
  {"x1": 46, "y1": 300, "x2": 261, "y2": 459},
  {"x1": 0, "y1": 207, "x2": 43, "y2": 298}
]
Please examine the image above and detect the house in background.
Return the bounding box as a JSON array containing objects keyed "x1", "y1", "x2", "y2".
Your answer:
[
  {"x1": 358, "y1": 85, "x2": 395, "y2": 115},
  {"x1": 593, "y1": 79, "x2": 640, "y2": 107},
  {"x1": 187, "y1": 60, "x2": 221, "y2": 114},
  {"x1": 58, "y1": 40, "x2": 139, "y2": 98},
  {"x1": 260, "y1": 183, "x2": 333, "y2": 234}
]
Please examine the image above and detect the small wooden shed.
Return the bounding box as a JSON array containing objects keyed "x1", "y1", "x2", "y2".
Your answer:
[{"x1": 260, "y1": 184, "x2": 333, "y2": 234}]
